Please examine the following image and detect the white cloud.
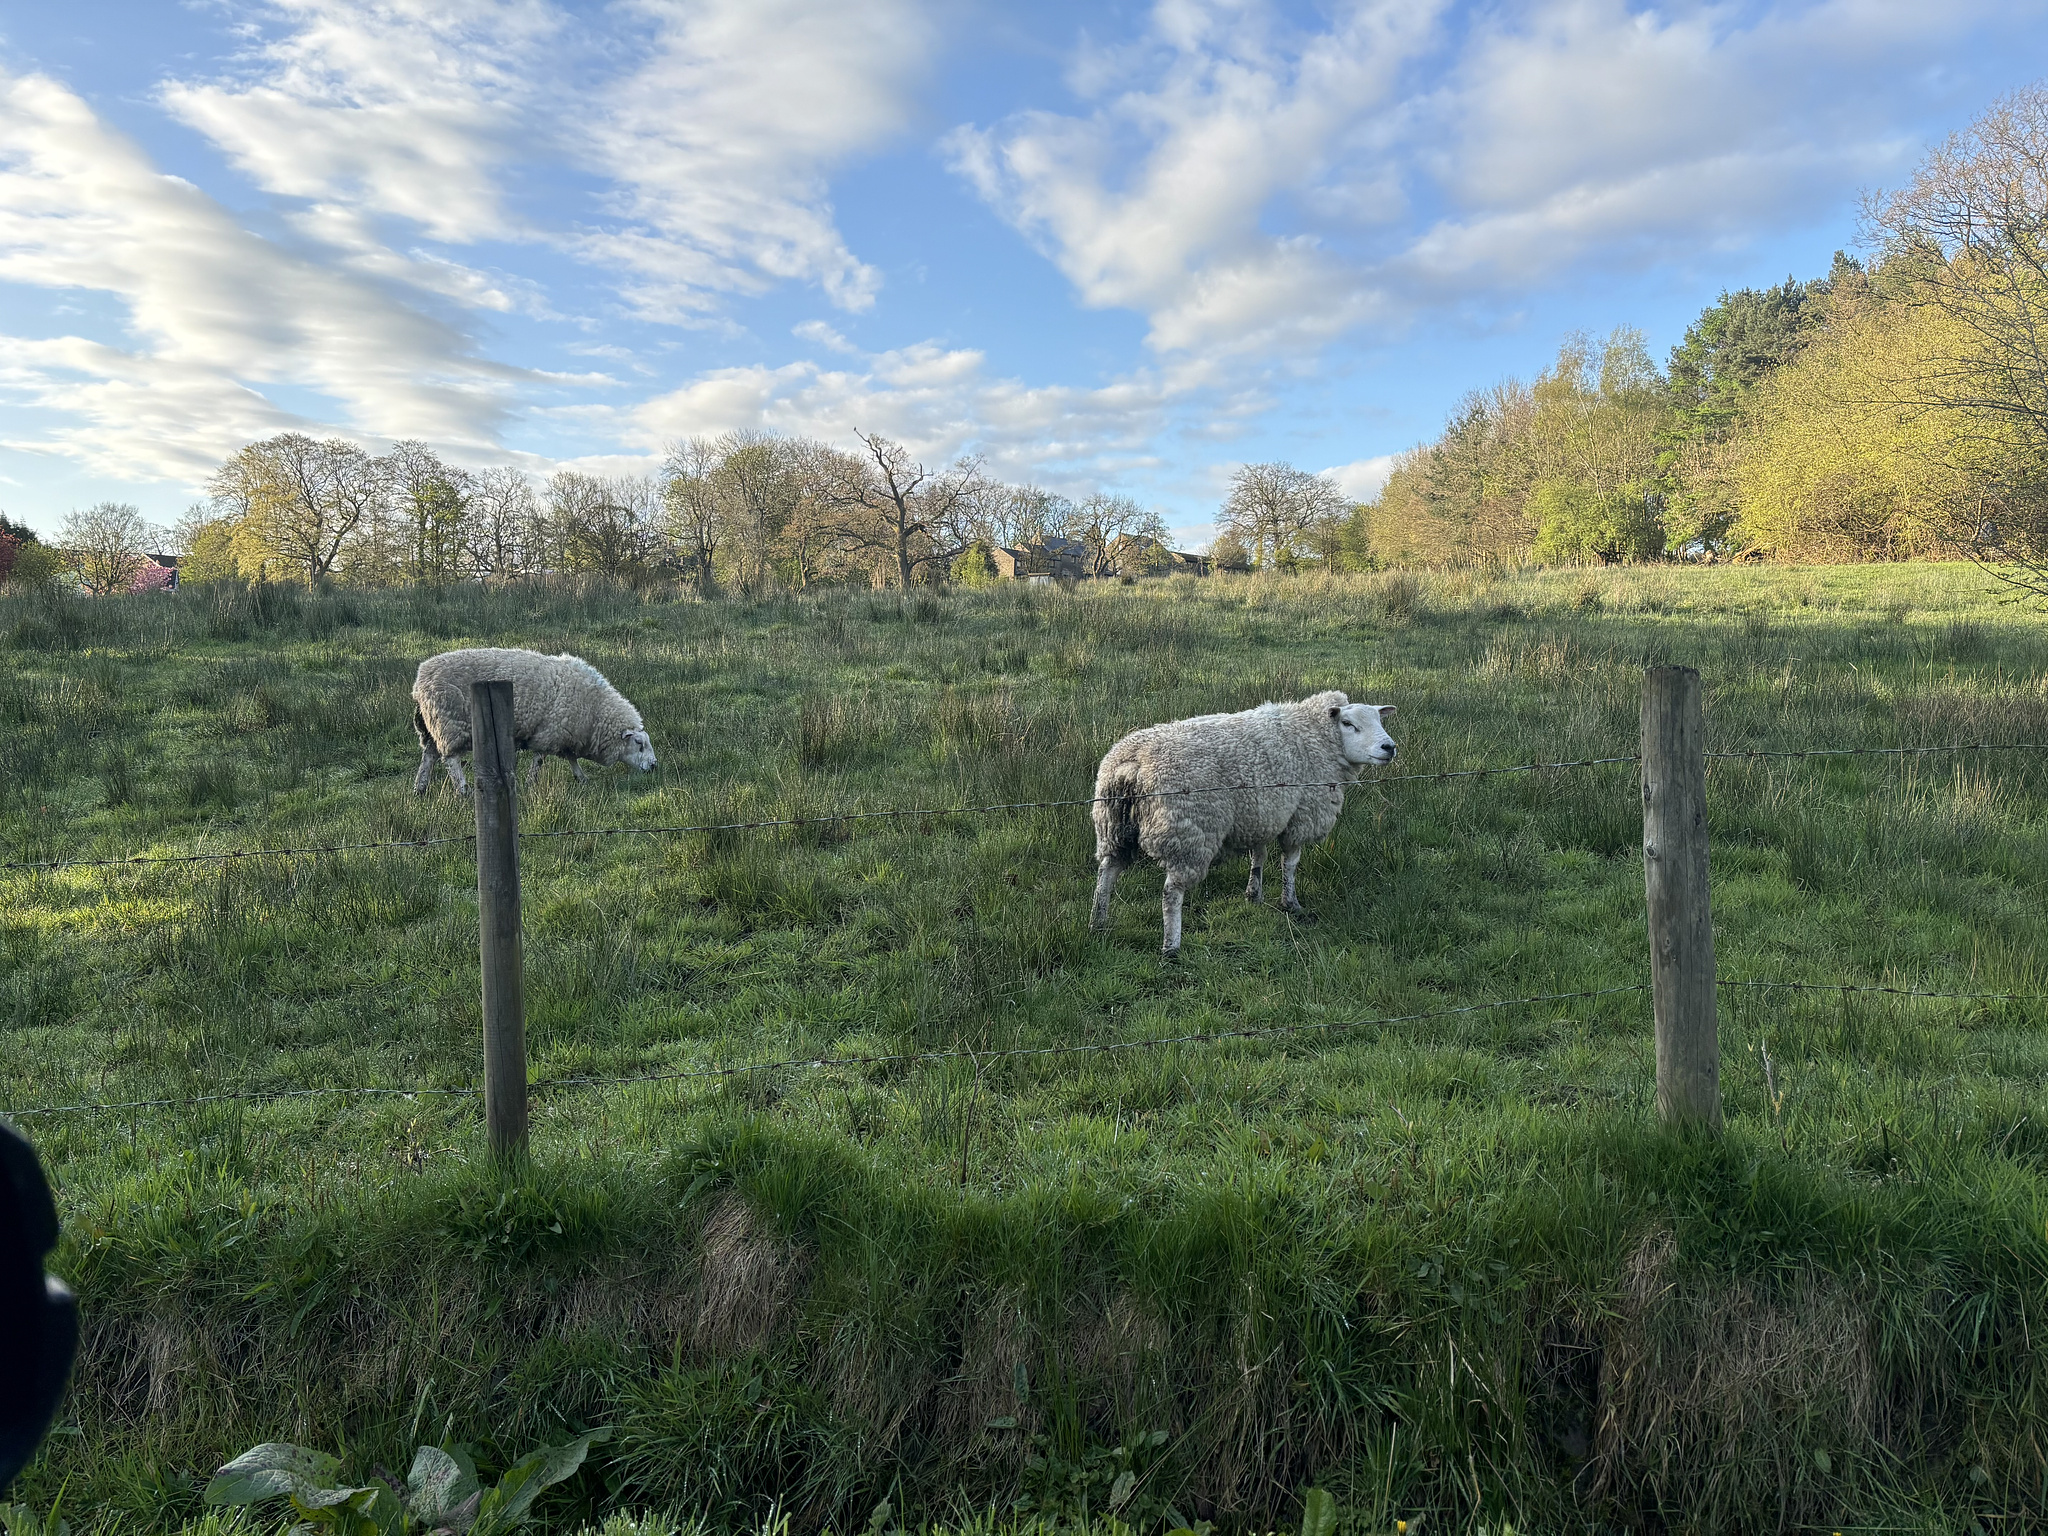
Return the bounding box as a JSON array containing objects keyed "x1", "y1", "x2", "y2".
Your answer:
[
  {"x1": 162, "y1": 0, "x2": 928, "y2": 323},
  {"x1": 556, "y1": 338, "x2": 1193, "y2": 493},
  {"x1": 946, "y1": 0, "x2": 1436, "y2": 356},
  {"x1": 950, "y1": 0, "x2": 2048, "y2": 356},
  {"x1": 0, "y1": 70, "x2": 527, "y2": 480},
  {"x1": 161, "y1": 0, "x2": 553, "y2": 245},
  {"x1": 1324, "y1": 453, "x2": 1396, "y2": 501},
  {"x1": 1386, "y1": 0, "x2": 1990, "y2": 292},
  {"x1": 576, "y1": 0, "x2": 928, "y2": 320},
  {"x1": 792, "y1": 319, "x2": 858, "y2": 353}
]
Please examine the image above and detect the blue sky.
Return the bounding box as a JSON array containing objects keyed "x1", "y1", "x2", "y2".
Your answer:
[{"x1": 1, "y1": 1, "x2": 2044, "y2": 550}]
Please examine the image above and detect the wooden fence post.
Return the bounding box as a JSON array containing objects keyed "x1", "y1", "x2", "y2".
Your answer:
[
  {"x1": 471, "y1": 679, "x2": 528, "y2": 1161},
  {"x1": 1642, "y1": 666, "x2": 1721, "y2": 1132}
]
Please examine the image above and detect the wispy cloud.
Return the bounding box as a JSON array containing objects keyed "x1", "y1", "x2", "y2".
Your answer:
[
  {"x1": 949, "y1": 0, "x2": 2048, "y2": 355},
  {"x1": 0, "y1": 69, "x2": 527, "y2": 479},
  {"x1": 946, "y1": 0, "x2": 1437, "y2": 356},
  {"x1": 575, "y1": 0, "x2": 929, "y2": 320},
  {"x1": 544, "y1": 337, "x2": 1198, "y2": 494},
  {"x1": 162, "y1": 0, "x2": 929, "y2": 321}
]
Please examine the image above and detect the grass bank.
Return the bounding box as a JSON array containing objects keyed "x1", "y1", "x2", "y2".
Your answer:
[{"x1": 4, "y1": 565, "x2": 2047, "y2": 1533}]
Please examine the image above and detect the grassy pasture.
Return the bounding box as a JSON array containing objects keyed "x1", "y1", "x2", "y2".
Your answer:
[{"x1": 4, "y1": 565, "x2": 2048, "y2": 1534}]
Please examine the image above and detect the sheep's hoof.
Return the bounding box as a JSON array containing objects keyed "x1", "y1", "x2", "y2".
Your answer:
[
  {"x1": 1244, "y1": 888, "x2": 1262, "y2": 903},
  {"x1": 1284, "y1": 905, "x2": 1317, "y2": 924},
  {"x1": 1160, "y1": 945, "x2": 1181, "y2": 960}
]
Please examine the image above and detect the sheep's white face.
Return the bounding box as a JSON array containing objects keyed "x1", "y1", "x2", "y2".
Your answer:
[
  {"x1": 615, "y1": 728, "x2": 657, "y2": 772},
  {"x1": 1333, "y1": 702, "x2": 1396, "y2": 766}
]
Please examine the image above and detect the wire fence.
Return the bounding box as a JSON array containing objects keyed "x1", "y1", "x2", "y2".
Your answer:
[
  {"x1": 6, "y1": 733, "x2": 2047, "y2": 1127},
  {"x1": 4, "y1": 740, "x2": 2041, "y2": 876},
  {"x1": 8, "y1": 974, "x2": 2042, "y2": 1124}
]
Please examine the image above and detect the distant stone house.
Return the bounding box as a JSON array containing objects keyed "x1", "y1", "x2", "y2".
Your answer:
[
  {"x1": 990, "y1": 536, "x2": 1089, "y2": 582},
  {"x1": 988, "y1": 534, "x2": 1213, "y2": 581}
]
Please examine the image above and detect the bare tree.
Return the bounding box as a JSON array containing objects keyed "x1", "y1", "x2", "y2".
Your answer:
[
  {"x1": 1219, "y1": 462, "x2": 1349, "y2": 567},
  {"x1": 1864, "y1": 83, "x2": 2048, "y2": 594},
  {"x1": 60, "y1": 501, "x2": 160, "y2": 595},
  {"x1": 817, "y1": 431, "x2": 990, "y2": 587},
  {"x1": 464, "y1": 466, "x2": 540, "y2": 580},
  {"x1": 661, "y1": 437, "x2": 723, "y2": 596},
  {"x1": 990, "y1": 485, "x2": 1070, "y2": 547},
  {"x1": 549, "y1": 471, "x2": 656, "y2": 582},
  {"x1": 1062, "y1": 492, "x2": 1168, "y2": 577}
]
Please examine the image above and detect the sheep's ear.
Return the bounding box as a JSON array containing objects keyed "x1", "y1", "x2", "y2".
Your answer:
[
  {"x1": 1329, "y1": 705, "x2": 1341, "y2": 719},
  {"x1": 1376, "y1": 704, "x2": 1396, "y2": 719}
]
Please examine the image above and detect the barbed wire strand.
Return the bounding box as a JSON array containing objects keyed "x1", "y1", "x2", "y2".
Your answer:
[
  {"x1": 16, "y1": 739, "x2": 2043, "y2": 875},
  {"x1": 1705, "y1": 743, "x2": 2048, "y2": 762},
  {"x1": 1724, "y1": 979, "x2": 2048, "y2": 1001},
  {"x1": 10, "y1": 975, "x2": 2040, "y2": 1123},
  {"x1": 0, "y1": 755, "x2": 1646, "y2": 873},
  {"x1": 4, "y1": 983, "x2": 1650, "y2": 1120}
]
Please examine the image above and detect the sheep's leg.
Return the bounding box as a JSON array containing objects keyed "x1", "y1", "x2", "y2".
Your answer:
[
  {"x1": 1161, "y1": 873, "x2": 1193, "y2": 958},
  {"x1": 1280, "y1": 849, "x2": 1314, "y2": 921},
  {"x1": 1245, "y1": 844, "x2": 1265, "y2": 903},
  {"x1": 571, "y1": 757, "x2": 589, "y2": 783},
  {"x1": 413, "y1": 745, "x2": 438, "y2": 795},
  {"x1": 526, "y1": 753, "x2": 544, "y2": 788},
  {"x1": 443, "y1": 755, "x2": 470, "y2": 796},
  {"x1": 1091, "y1": 857, "x2": 1128, "y2": 930}
]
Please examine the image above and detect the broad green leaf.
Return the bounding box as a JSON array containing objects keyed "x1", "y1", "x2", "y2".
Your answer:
[
  {"x1": 472, "y1": 1429, "x2": 609, "y2": 1535},
  {"x1": 291, "y1": 1485, "x2": 381, "y2": 1513},
  {"x1": 205, "y1": 1444, "x2": 345, "y2": 1506},
  {"x1": 1299, "y1": 1487, "x2": 1338, "y2": 1536},
  {"x1": 1107, "y1": 1470, "x2": 1137, "y2": 1511},
  {"x1": 409, "y1": 1445, "x2": 482, "y2": 1525}
]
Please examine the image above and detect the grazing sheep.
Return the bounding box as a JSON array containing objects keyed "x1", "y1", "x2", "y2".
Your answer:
[
  {"x1": 1089, "y1": 691, "x2": 1396, "y2": 956},
  {"x1": 411, "y1": 647, "x2": 656, "y2": 794}
]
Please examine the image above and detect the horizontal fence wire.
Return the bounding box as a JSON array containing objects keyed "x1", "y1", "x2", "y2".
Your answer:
[
  {"x1": 1722, "y1": 979, "x2": 2048, "y2": 1002},
  {"x1": 4, "y1": 984, "x2": 1651, "y2": 1121},
  {"x1": 1704, "y1": 743, "x2": 2048, "y2": 762},
  {"x1": 11, "y1": 976, "x2": 2046, "y2": 1124},
  {"x1": 0, "y1": 833, "x2": 477, "y2": 874},
  {"x1": 10, "y1": 740, "x2": 2042, "y2": 876},
  {"x1": 0, "y1": 755, "x2": 1645, "y2": 873}
]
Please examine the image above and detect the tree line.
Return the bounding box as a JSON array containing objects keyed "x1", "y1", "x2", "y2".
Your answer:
[
  {"x1": 108, "y1": 430, "x2": 1203, "y2": 594},
  {"x1": 1368, "y1": 83, "x2": 2048, "y2": 594}
]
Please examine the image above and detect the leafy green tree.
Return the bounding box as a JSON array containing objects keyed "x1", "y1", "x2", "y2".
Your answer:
[
  {"x1": 1666, "y1": 273, "x2": 1833, "y2": 442},
  {"x1": 1659, "y1": 262, "x2": 1851, "y2": 551},
  {"x1": 1529, "y1": 480, "x2": 1665, "y2": 563}
]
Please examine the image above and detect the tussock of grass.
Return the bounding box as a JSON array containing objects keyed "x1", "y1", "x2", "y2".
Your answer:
[{"x1": 4, "y1": 566, "x2": 2048, "y2": 1534}]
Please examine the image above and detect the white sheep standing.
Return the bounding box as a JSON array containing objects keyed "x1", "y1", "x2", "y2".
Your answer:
[
  {"x1": 411, "y1": 647, "x2": 657, "y2": 794},
  {"x1": 1090, "y1": 691, "x2": 1396, "y2": 956}
]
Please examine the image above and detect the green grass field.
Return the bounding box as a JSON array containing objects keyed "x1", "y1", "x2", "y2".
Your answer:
[{"x1": 5, "y1": 564, "x2": 2048, "y2": 1535}]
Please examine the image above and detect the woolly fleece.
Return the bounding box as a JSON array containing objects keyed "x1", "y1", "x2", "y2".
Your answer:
[
  {"x1": 411, "y1": 648, "x2": 654, "y2": 792},
  {"x1": 1090, "y1": 690, "x2": 1394, "y2": 954}
]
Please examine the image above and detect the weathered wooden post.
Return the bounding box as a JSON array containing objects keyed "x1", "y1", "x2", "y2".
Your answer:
[
  {"x1": 1642, "y1": 666, "x2": 1721, "y2": 1132},
  {"x1": 471, "y1": 679, "x2": 528, "y2": 1161}
]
